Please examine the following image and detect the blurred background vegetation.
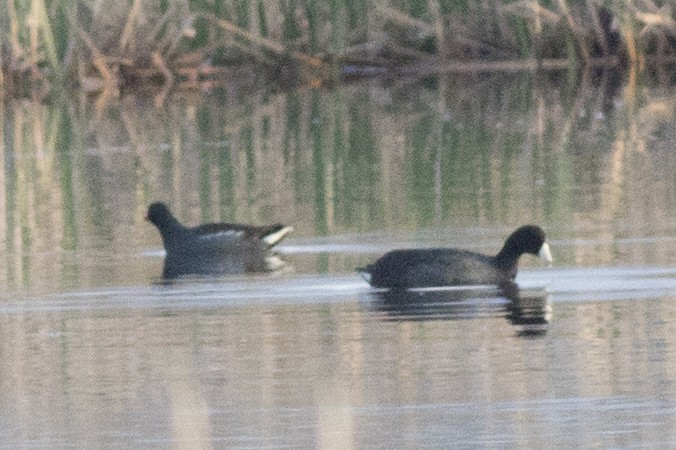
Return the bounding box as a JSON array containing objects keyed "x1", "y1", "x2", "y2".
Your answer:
[{"x1": 0, "y1": 0, "x2": 674, "y2": 95}]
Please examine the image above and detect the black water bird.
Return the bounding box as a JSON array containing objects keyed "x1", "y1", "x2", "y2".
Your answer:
[
  {"x1": 357, "y1": 225, "x2": 552, "y2": 290},
  {"x1": 146, "y1": 202, "x2": 293, "y2": 279}
]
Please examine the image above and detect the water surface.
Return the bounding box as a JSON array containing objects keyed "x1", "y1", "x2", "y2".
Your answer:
[{"x1": 0, "y1": 72, "x2": 675, "y2": 447}]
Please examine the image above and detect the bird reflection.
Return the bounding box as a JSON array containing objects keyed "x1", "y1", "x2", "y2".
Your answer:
[
  {"x1": 506, "y1": 289, "x2": 552, "y2": 336},
  {"x1": 369, "y1": 284, "x2": 552, "y2": 336},
  {"x1": 161, "y1": 250, "x2": 290, "y2": 280}
]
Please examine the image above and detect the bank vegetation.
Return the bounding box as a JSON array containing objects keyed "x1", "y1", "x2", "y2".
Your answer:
[{"x1": 0, "y1": 0, "x2": 674, "y2": 95}]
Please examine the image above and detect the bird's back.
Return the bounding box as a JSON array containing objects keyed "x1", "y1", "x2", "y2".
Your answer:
[{"x1": 192, "y1": 222, "x2": 292, "y2": 247}]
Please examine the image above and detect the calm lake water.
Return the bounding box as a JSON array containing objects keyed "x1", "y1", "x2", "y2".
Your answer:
[{"x1": 0, "y1": 71, "x2": 675, "y2": 448}]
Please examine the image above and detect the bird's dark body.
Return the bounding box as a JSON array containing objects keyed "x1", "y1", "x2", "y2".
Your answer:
[
  {"x1": 358, "y1": 225, "x2": 550, "y2": 290},
  {"x1": 146, "y1": 202, "x2": 291, "y2": 279},
  {"x1": 364, "y1": 248, "x2": 514, "y2": 289},
  {"x1": 160, "y1": 227, "x2": 274, "y2": 279}
]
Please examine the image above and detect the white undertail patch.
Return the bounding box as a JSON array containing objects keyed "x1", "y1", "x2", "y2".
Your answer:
[
  {"x1": 263, "y1": 226, "x2": 294, "y2": 246},
  {"x1": 539, "y1": 242, "x2": 553, "y2": 267}
]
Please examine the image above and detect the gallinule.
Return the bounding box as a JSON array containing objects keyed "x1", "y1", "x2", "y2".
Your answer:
[
  {"x1": 146, "y1": 202, "x2": 293, "y2": 279},
  {"x1": 358, "y1": 225, "x2": 552, "y2": 290}
]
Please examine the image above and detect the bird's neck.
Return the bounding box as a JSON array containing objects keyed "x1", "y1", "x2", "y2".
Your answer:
[
  {"x1": 159, "y1": 217, "x2": 186, "y2": 243},
  {"x1": 494, "y1": 243, "x2": 521, "y2": 278}
]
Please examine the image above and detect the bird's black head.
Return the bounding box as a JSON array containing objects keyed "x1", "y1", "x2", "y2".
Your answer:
[
  {"x1": 495, "y1": 225, "x2": 552, "y2": 275},
  {"x1": 506, "y1": 225, "x2": 547, "y2": 256},
  {"x1": 146, "y1": 202, "x2": 177, "y2": 229}
]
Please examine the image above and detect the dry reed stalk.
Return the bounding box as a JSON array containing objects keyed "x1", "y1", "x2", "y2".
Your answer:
[
  {"x1": 421, "y1": 58, "x2": 570, "y2": 74},
  {"x1": 556, "y1": 0, "x2": 590, "y2": 61},
  {"x1": 496, "y1": 2, "x2": 526, "y2": 55},
  {"x1": 119, "y1": 0, "x2": 143, "y2": 53},
  {"x1": 446, "y1": 18, "x2": 517, "y2": 59},
  {"x1": 77, "y1": 27, "x2": 116, "y2": 85},
  {"x1": 635, "y1": 9, "x2": 676, "y2": 35},
  {"x1": 227, "y1": 39, "x2": 276, "y2": 65},
  {"x1": 204, "y1": 13, "x2": 323, "y2": 69},
  {"x1": 533, "y1": 2, "x2": 542, "y2": 62},
  {"x1": 429, "y1": 0, "x2": 446, "y2": 60},
  {"x1": 148, "y1": 4, "x2": 192, "y2": 57},
  {"x1": 375, "y1": 4, "x2": 433, "y2": 34},
  {"x1": 29, "y1": 2, "x2": 39, "y2": 76},
  {"x1": 635, "y1": 6, "x2": 676, "y2": 62},
  {"x1": 7, "y1": 1, "x2": 22, "y2": 65},
  {"x1": 588, "y1": 1, "x2": 610, "y2": 55},
  {"x1": 152, "y1": 52, "x2": 174, "y2": 87},
  {"x1": 618, "y1": 6, "x2": 644, "y2": 70},
  {"x1": 500, "y1": 0, "x2": 563, "y2": 59},
  {"x1": 247, "y1": 0, "x2": 261, "y2": 40},
  {"x1": 0, "y1": 41, "x2": 3, "y2": 88}
]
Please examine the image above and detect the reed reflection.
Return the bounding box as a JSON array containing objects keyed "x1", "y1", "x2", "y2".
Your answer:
[
  {"x1": 0, "y1": 71, "x2": 674, "y2": 292},
  {"x1": 370, "y1": 286, "x2": 552, "y2": 336}
]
